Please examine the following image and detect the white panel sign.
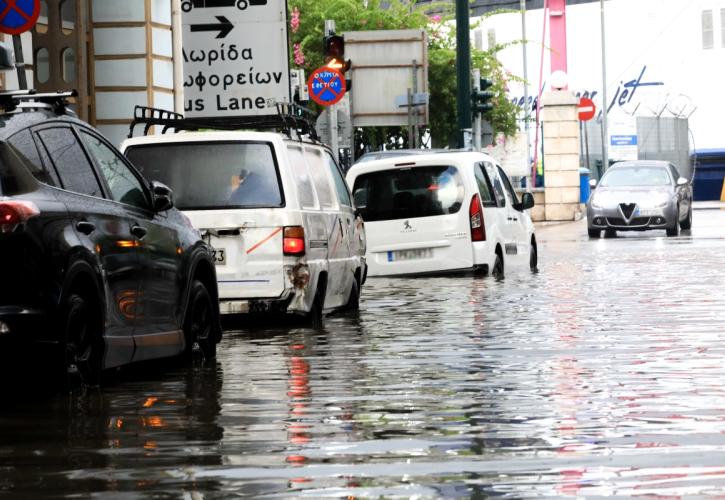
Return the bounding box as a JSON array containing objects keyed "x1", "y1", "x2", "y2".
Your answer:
[{"x1": 182, "y1": 0, "x2": 290, "y2": 118}]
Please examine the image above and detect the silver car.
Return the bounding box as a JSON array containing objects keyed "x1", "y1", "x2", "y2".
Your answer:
[{"x1": 586, "y1": 160, "x2": 693, "y2": 238}]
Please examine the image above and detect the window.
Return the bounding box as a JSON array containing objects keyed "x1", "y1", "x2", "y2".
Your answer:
[
  {"x1": 125, "y1": 141, "x2": 282, "y2": 210},
  {"x1": 474, "y1": 163, "x2": 496, "y2": 207},
  {"x1": 702, "y1": 10, "x2": 714, "y2": 49},
  {"x1": 35, "y1": 48, "x2": 50, "y2": 84},
  {"x1": 496, "y1": 166, "x2": 520, "y2": 205},
  {"x1": 304, "y1": 148, "x2": 335, "y2": 209},
  {"x1": 62, "y1": 48, "x2": 76, "y2": 83},
  {"x1": 669, "y1": 164, "x2": 682, "y2": 183},
  {"x1": 325, "y1": 152, "x2": 352, "y2": 207},
  {"x1": 36, "y1": 127, "x2": 103, "y2": 197},
  {"x1": 80, "y1": 132, "x2": 148, "y2": 209},
  {"x1": 8, "y1": 130, "x2": 59, "y2": 186},
  {"x1": 352, "y1": 165, "x2": 464, "y2": 222},
  {"x1": 484, "y1": 162, "x2": 506, "y2": 207},
  {"x1": 286, "y1": 146, "x2": 317, "y2": 209},
  {"x1": 0, "y1": 143, "x2": 38, "y2": 196}
]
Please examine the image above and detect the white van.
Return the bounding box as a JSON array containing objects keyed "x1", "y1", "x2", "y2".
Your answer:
[
  {"x1": 346, "y1": 151, "x2": 536, "y2": 277},
  {"x1": 121, "y1": 131, "x2": 366, "y2": 325}
]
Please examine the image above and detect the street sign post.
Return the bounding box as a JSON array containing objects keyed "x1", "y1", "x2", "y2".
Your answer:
[
  {"x1": 182, "y1": 0, "x2": 290, "y2": 118},
  {"x1": 578, "y1": 97, "x2": 596, "y2": 121},
  {"x1": 307, "y1": 67, "x2": 346, "y2": 107}
]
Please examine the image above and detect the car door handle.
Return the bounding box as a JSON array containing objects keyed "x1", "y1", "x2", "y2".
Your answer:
[
  {"x1": 76, "y1": 221, "x2": 95, "y2": 235},
  {"x1": 131, "y1": 225, "x2": 148, "y2": 239}
]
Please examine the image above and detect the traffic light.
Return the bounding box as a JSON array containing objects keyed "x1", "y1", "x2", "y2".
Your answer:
[
  {"x1": 323, "y1": 34, "x2": 351, "y2": 74},
  {"x1": 471, "y1": 78, "x2": 494, "y2": 115}
]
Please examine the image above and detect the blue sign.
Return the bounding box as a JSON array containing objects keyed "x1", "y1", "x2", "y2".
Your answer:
[
  {"x1": 0, "y1": 0, "x2": 40, "y2": 35},
  {"x1": 611, "y1": 135, "x2": 638, "y2": 147}
]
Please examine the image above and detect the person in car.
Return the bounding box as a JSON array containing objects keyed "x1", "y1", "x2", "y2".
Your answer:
[{"x1": 229, "y1": 167, "x2": 276, "y2": 206}]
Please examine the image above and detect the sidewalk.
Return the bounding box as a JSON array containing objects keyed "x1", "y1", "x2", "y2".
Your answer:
[{"x1": 693, "y1": 201, "x2": 725, "y2": 210}]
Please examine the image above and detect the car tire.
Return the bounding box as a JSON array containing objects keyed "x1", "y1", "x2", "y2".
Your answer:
[
  {"x1": 492, "y1": 253, "x2": 504, "y2": 279},
  {"x1": 666, "y1": 209, "x2": 680, "y2": 237},
  {"x1": 183, "y1": 280, "x2": 217, "y2": 360},
  {"x1": 529, "y1": 241, "x2": 538, "y2": 271},
  {"x1": 680, "y1": 206, "x2": 692, "y2": 230},
  {"x1": 307, "y1": 284, "x2": 325, "y2": 328},
  {"x1": 60, "y1": 292, "x2": 102, "y2": 390},
  {"x1": 343, "y1": 276, "x2": 361, "y2": 311},
  {"x1": 588, "y1": 228, "x2": 600, "y2": 239}
]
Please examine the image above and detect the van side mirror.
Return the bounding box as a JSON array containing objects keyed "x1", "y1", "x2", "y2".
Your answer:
[
  {"x1": 589, "y1": 178, "x2": 598, "y2": 189},
  {"x1": 151, "y1": 181, "x2": 174, "y2": 212}
]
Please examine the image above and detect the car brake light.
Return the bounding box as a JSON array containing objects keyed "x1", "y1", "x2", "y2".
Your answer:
[
  {"x1": 283, "y1": 226, "x2": 305, "y2": 256},
  {"x1": 469, "y1": 194, "x2": 486, "y2": 242},
  {"x1": 0, "y1": 200, "x2": 40, "y2": 234}
]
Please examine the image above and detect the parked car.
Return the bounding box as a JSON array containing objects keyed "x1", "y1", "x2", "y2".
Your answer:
[
  {"x1": 586, "y1": 160, "x2": 693, "y2": 238},
  {"x1": 0, "y1": 91, "x2": 221, "y2": 390},
  {"x1": 354, "y1": 149, "x2": 436, "y2": 165},
  {"x1": 345, "y1": 151, "x2": 537, "y2": 278},
  {"x1": 122, "y1": 131, "x2": 366, "y2": 326}
]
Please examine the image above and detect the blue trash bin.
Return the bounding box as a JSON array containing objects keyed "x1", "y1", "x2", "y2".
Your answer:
[{"x1": 579, "y1": 167, "x2": 591, "y2": 203}]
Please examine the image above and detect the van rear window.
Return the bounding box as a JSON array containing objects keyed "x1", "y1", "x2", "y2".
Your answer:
[
  {"x1": 352, "y1": 166, "x2": 464, "y2": 222},
  {"x1": 125, "y1": 142, "x2": 283, "y2": 210}
]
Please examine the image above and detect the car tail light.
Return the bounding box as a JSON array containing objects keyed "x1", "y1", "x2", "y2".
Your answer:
[
  {"x1": 283, "y1": 226, "x2": 305, "y2": 256},
  {"x1": 469, "y1": 194, "x2": 486, "y2": 242},
  {"x1": 0, "y1": 200, "x2": 40, "y2": 234}
]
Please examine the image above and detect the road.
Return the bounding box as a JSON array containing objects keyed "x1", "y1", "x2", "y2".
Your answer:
[{"x1": 1, "y1": 204, "x2": 725, "y2": 498}]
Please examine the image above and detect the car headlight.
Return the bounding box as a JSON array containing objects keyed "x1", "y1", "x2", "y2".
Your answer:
[{"x1": 643, "y1": 194, "x2": 670, "y2": 209}]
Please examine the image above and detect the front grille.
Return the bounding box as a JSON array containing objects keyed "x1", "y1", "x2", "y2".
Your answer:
[
  {"x1": 606, "y1": 217, "x2": 651, "y2": 227},
  {"x1": 619, "y1": 203, "x2": 636, "y2": 219}
]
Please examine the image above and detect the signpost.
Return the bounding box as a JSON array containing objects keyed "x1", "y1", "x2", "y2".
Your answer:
[
  {"x1": 307, "y1": 67, "x2": 346, "y2": 107},
  {"x1": 578, "y1": 97, "x2": 596, "y2": 121},
  {"x1": 182, "y1": 0, "x2": 290, "y2": 118},
  {"x1": 0, "y1": 0, "x2": 41, "y2": 90}
]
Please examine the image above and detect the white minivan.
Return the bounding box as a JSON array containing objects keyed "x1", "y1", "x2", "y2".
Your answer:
[
  {"x1": 346, "y1": 151, "x2": 536, "y2": 277},
  {"x1": 122, "y1": 131, "x2": 366, "y2": 325}
]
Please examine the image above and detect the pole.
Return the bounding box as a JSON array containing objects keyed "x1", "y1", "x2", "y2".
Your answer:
[
  {"x1": 407, "y1": 87, "x2": 413, "y2": 147},
  {"x1": 325, "y1": 20, "x2": 339, "y2": 159},
  {"x1": 412, "y1": 59, "x2": 418, "y2": 148},
  {"x1": 520, "y1": 0, "x2": 532, "y2": 187},
  {"x1": 600, "y1": 0, "x2": 609, "y2": 172},
  {"x1": 12, "y1": 35, "x2": 27, "y2": 90},
  {"x1": 456, "y1": 0, "x2": 471, "y2": 148},
  {"x1": 472, "y1": 68, "x2": 481, "y2": 151}
]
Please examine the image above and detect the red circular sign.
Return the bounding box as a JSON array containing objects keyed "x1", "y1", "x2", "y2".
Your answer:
[
  {"x1": 307, "y1": 67, "x2": 346, "y2": 107},
  {"x1": 578, "y1": 97, "x2": 596, "y2": 121},
  {"x1": 0, "y1": 0, "x2": 41, "y2": 35}
]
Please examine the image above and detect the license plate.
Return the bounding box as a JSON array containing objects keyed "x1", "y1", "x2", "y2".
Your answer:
[
  {"x1": 212, "y1": 248, "x2": 226, "y2": 265},
  {"x1": 387, "y1": 248, "x2": 433, "y2": 262}
]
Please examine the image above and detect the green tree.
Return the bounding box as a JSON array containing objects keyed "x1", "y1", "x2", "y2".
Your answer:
[{"x1": 288, "y1": 0, "x2": 520, "y2": 151}]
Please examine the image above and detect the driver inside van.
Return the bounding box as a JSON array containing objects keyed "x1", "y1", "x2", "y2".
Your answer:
[{"x1": 229, "y1": 167, "x2": 277, "y2": 206}]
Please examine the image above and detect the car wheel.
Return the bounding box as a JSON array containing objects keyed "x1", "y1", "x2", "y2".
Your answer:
[
  {"x1": 492, "y1": 253, "x2": 504, "y2": 279},
  {"x1": 587, "y1": 228, "x2": 600, "y2": 239},
  {"x1": 529, "y1": 241, "x2": 538, "y2": 271},
  {"x1": 307, "y1": 284, "x2": 325, "y2": 328},
  {"x1": 666, "y1": 209, "x2": 680, "y2": 237},
  {"x1": 680, "y1": 206, "x2": 692, "y2": 230},
  {"x1": 60, "y1": 293, "x2": 102, "y2": 390},
  {"x1": 184, "y1": 280, "x2": 217, "y2": 360},
  {"x1": 343, "y1": 276, "x2": 361, "y2": 312}
]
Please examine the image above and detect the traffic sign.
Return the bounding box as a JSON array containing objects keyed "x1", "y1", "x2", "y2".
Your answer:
[
  {"x1": 578, "y1": 97, "x2": 596, "y2": 121},
  {"x1": 0, "y1": 0, "x2": 41, "y2": 35},
  {"x1": 307, "y1": 67, "x2": 346, "y2": 107},
  {"x1": 181, "y1": 0, "x2": 290, "y2": 118}
]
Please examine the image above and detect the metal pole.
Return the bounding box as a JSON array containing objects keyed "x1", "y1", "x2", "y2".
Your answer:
[
  {"x1": 456, "y1": 0, "x2": 471, "y2": 148},
  {"x1": 520, "y1": 0, "x2": 532, "y2": 187},
  {"x1": 325, "y1": 20, "x2": 339, "y2": 158},
  {"x1": 12, "y1": 35, "x2": 27, "y2": 90},
  {"x1": 407, "y1": 87, "x2": 413, "y2": 147},
  {"x1": 412, "y1": 59, "x2": 418, "y2": 148},
  {"x1": 600, "y1": 0, "x2": 609, "y2": 171},
  {"x1": 472, "y1": 68, "x2": 481, "y2": 150}
]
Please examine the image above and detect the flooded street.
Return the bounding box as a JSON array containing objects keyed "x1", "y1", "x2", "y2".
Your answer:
[{"x1": 2, "y1": 206, "x2": 725, "y2": 498}]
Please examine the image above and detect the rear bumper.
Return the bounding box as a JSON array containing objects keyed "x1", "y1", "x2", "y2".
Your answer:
[{"x1": 219, "y1": 293, "x2": 294, "y2": 315}]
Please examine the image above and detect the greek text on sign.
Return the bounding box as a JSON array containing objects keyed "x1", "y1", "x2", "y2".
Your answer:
[
  {"x1": 182, "y1": 0, "x2": 290, "y2": 118},
  {"x1": 307, "y1": 67, "x2": 346, "y2": 107}
]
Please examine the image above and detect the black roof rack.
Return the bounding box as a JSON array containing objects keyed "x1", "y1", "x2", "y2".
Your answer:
[
  {"x1": 0, "y1": 89, "x2": 78, "y2": 114},
  {"x1": 128, "y1": 103, "x2": 321, "y2": 143}
]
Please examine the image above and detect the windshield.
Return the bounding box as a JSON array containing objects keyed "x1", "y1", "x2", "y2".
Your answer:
[
  {"x1": 352, "y1": 165, "x2": 464, "y2": 222},
  {"x1": 125, "y1": 142, "x2": 283, "y2": 210},
  {"x1": 599, "y1": 166, "x2": 672, "y2": 187}
]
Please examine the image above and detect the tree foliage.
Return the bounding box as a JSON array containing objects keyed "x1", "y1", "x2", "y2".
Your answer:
[{"x1": 288, "y1": 0, "x2": 520, "y2": 151}]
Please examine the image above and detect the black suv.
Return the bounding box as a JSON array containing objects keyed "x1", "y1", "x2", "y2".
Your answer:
[{"x1": 0, "y1": 91, "x2": 221, "y2": 389}]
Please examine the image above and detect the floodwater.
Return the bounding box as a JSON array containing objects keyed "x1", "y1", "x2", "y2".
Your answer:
[{"x1": 2, "y1": 209, "x2": 725, "y2": 498}]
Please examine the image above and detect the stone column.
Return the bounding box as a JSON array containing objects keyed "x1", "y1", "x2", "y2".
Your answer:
[{"x1": 541, "y1": 91, "x2": 582, "y2": 221}]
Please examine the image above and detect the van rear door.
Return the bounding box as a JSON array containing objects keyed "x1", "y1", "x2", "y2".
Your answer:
[
  {"x1": 124, "y1": 140, "x2": 287, "y2": 299},
  {"x1": 352, "y1": 165, "x2": 473, "y2": 275}
]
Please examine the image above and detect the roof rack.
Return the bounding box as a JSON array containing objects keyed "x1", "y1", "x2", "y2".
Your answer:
[
  {"x1": 127, "y1": 103, "x2": 321, "y2": 143},
  {"x1": 0, "y1": 89, "x2": 78, "y2": 114}
]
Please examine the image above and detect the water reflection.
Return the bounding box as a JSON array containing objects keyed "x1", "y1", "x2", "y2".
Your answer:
[{"x1": 2, "y1": 221, "x2": 725, "y2": 497}]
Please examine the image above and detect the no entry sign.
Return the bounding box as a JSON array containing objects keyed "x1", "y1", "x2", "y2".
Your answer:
[
  {"x1": 0, "y1": 0, "x2": 41, "y2": 35},
  {"x1": 307, "y1": 67, "x2": 346, "y2": 107},
  {"x1": 578, "y1": 97, "x2": 596, "y2": 121}
]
